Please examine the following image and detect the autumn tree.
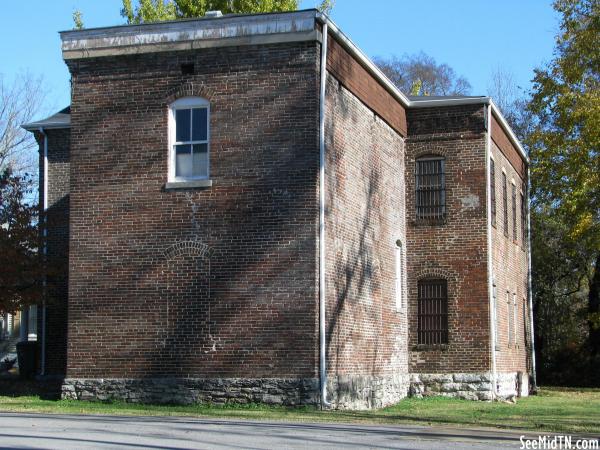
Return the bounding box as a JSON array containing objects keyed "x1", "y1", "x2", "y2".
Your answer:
[
  {"x1": 0, "y1": 169, "x2": 42, "y2": 314},
  {"x1": 526, "y1": 0, "x2": 599, "y2": 381},
  {"x1": 374, "y1": 52, "x2": 471, "y2": 96}
]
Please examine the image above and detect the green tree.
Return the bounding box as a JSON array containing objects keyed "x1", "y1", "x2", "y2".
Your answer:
[
  {"x1": 527, "y1": 0, "x2": 600, "y2": 362},
  {"x1": 121, "y1": 0, "x2": 303, "y2": 24}
]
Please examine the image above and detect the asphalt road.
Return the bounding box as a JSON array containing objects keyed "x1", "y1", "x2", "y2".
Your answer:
[{"x1": 0, "y1": 412, "x2": 546, "y2": 449}]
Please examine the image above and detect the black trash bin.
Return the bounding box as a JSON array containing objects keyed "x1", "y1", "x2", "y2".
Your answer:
[{"x1": 16, "y1": 341, "x2": 39, "y2": 379}]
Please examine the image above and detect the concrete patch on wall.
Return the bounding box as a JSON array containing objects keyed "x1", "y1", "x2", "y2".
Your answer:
[{"x1": 459, "y1": 193, "x2": 480, "y2": 210}]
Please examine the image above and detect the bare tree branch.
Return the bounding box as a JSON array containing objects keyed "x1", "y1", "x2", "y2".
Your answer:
[{"x1": 0, "y1": 72, "x2": 47, "y2": 175}]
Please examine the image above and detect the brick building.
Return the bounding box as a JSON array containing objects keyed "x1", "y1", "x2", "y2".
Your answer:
[{"x1": 23, "y1": 9, "x2": 534, "y2": 409}]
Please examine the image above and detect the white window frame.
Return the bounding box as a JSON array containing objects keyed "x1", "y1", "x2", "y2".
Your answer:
[
  {"x1": 394, "y1": 240, "x2": 405, "y2": 312},
  {"x1": 513, "y1": 292, "x2": 518, "y2": 347},
  {"x1": 168, "y1": 97, "x2": 210, "y2": 182},
  {"x1": 506, "y1": 290, "x2": 512, "y2": 347}
]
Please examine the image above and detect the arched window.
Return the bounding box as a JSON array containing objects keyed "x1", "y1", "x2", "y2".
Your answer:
[
  {"x1": 168, "y1": 97, "x2": 210, "y2": 182},
  {"x1": 417, "y1": 278, "x2": 448, "y2": 345},
  {"x1": 415, "y1": 156, "x2": 446, "y2": 220}
]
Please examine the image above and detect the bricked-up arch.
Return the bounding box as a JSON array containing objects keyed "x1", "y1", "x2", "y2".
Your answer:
[
  {"x1": 144, "y1": 239, "x2": 219, "y2": 377},
  {"x1": 165, "y1": 81, "x2": 215, "y2": 105},
  {"x1": 163, "y1": 240, "x2": 213, "y2": 260}
]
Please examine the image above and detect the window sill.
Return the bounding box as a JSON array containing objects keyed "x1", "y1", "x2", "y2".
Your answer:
[
  {"x1": 412, "y1": 344, "x2": 449, "y2": 351},
  {"x1": 411, "y1": 218, "x2": 448, "y2": 226},
  {"x1": 165, "y1": 180, "x2": 213, "y2": 190}
]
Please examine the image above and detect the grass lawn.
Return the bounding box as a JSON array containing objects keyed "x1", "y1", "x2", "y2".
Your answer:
[{"x1": 0, "y1": 387, "x2": 598, "y2": 434}]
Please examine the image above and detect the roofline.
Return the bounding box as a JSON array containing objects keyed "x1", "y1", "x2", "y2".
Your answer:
[
  {"x1": 315, "y1": 12, "x2": 412, "y2": 108},
  {"x1": 22, "y1": 122, "x2": 71, "y2": 131},
  {"x1": 59, "y1": 8, "x2": 319, "y2": 36},
  {"x1": 315, "y1": 13, "x2": 527, "y2": 164},
  {"x1": 39, "y1": 10, "x2": 528, "y2": 163}
]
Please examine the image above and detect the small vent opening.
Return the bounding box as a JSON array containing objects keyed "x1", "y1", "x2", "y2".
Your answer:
[{"x1": 181, "y1": 64, "x2": 195, "y2": 76}]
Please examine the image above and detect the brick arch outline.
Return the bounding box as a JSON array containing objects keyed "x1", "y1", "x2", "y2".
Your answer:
[
  {"x1": 163, "y1": 239, "x2": 213, "y2": 260},
  {"x1": 159, "y1": 239, "x2": 219, "y2": 357},
  {"x1": 165, "y1": 81, "x2": 215, "y2": 104},
  {"x1": 413, "y1": 148, "x2": 449, "y2": 159}
]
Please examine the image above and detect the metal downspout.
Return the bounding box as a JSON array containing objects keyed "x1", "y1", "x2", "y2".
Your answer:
[
  {"x1": 318, "y1": 19, "x2": 331, "y2": 408},
  {"x1": 526, "y1": 166, "x2": 537, "y2": 391},
  {"x1": 485, "y1": 106, "x2": 498, "y2": 398},
  {"x1": 39, "y1": 127, "x2": 48, "y2": 376}
]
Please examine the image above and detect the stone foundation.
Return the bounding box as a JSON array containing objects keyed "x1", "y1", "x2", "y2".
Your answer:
[
  {"x1": 409, "y1": 373, "x2": 494, "y2": 401},
  {"x1": 409, "y1": 372, "x2": 530, "y2": 401},
  {"x1": 62, "y1": 374, "x2": 410, "y2": 409},
  {"x1": 497, "y1": 371, "x2": 529, "y2": 399},
  {"x1": 62, "y1": 373, "x2": 528, "y2": 407},
  {"x1": 62, "y1": 378, "x2": 319, "y2": 406},
  {"x1": 328, "y1": 374, "x2": 410, "y2": 410}
]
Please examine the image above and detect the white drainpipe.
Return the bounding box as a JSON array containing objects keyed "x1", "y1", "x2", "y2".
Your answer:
[
  {"x1": 39, "y1": 127, "x2": 48, "y2": 376},
  {"x1": 485, "y1": 106, "x2": 498, "y2": 398},
  {"x1": 317, "y1": 18, "x2": 331, "y2": 408},
  {"x1": 526, "y1": 166, "x2": 537, "y2": 390}
]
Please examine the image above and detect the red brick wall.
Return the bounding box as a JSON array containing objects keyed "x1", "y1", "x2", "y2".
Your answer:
[
  {"x1": 65, "y1": 42, "x2": 321, "y2": 379},
  {"x1": 490, "y1": 139, "x2": 530, "y2": 374},
  {"x1": 35, "y1": 128, "x2": 70, "y2": 376},
  {"x1": 324, "y1": 74, "x2": 408, "y2": 378},
  {"x1": 405, "y1": 105, "x2": 492, "y2": 373},
  {"x1": 326, "y1": 35, "x2": 407, "y2": 136}
]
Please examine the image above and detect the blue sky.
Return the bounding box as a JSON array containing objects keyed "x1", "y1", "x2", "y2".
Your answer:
[{"x1": 2, "y1": 0, "x2": 559, "y2": 119}]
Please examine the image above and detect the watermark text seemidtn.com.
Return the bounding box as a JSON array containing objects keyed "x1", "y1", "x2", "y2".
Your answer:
[{"x1": 520, "y1": 436, "x2": 599, "y2": 449}]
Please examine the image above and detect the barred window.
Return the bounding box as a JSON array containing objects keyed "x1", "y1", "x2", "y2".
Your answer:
[
  {"x1": 417, "y1": 278, "x2": 448, "y2": 345},
  {"x1": 502, "y1": 172, "x2": 509, "y2": 237},
  {"x1": 415, "y1": 156, "x2": 446, "y2": 220},
  {"x1": 490, "y1": 158, "x2": 496, "y2": 227},
  {"x1": 512, "y1": 182, "x2": 517, "y2": 242}
]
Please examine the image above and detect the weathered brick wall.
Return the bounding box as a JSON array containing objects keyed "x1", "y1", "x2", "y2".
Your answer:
[
  {"x1": 35, "y1": 128, "x2": 70, "y2": 376},
  {"x1": 405, "y1": 105, "x2": 491, "y2": 374},
  {"x1": 325, "y1": 74, "x2": 409, "y2": 387},
  {"x1": 490, "y1": 138, "x2": 530, "y2": 375},
  {"x1": 65, "y1": 42, "x2": 320, "y2": 379}
]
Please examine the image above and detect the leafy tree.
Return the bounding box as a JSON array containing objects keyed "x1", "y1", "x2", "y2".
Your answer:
[
  {"x1": 526, "y1": 0, "x2": 600, "y2": 360},
  {"x1": 120, "y1": 0, "x2": 307, "y2": 24},
  {"x1": 73, "y1": 9, "x2": 84, "y2": 30},
  {"x1": 374, "y1": 52, "x2": 471, "y2": 96},
  {"x1": 0, "y1": 169, "x2": 42, "y2": 314}
]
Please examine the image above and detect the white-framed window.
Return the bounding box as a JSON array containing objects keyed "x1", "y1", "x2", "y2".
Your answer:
[
  {"x1": 168, "y1": 97, "x2": 210, "y2": 182},
  {"x1": 394, "y1": 240, "x2": 405, "y2": 311},
  {"x1": 507, "y1": 290, "x2": 512, "y2": 347},
  {"x1": 513, "y1": 293, "x2": 518, "y2": 346}
]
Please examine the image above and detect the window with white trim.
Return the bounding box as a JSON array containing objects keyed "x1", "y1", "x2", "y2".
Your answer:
[
  {"x1": 513, "y1": 293, "x2": 518, "y2": 346},
  {"x1": 394, "y1": 240, "x2": 404, "y2": 311},
  {"x1": 169, "y1": 97, "x2": 210, "y2": 181},
  {"x1": 507, "y1": 290, "x2": 513, "y2": 347}
]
